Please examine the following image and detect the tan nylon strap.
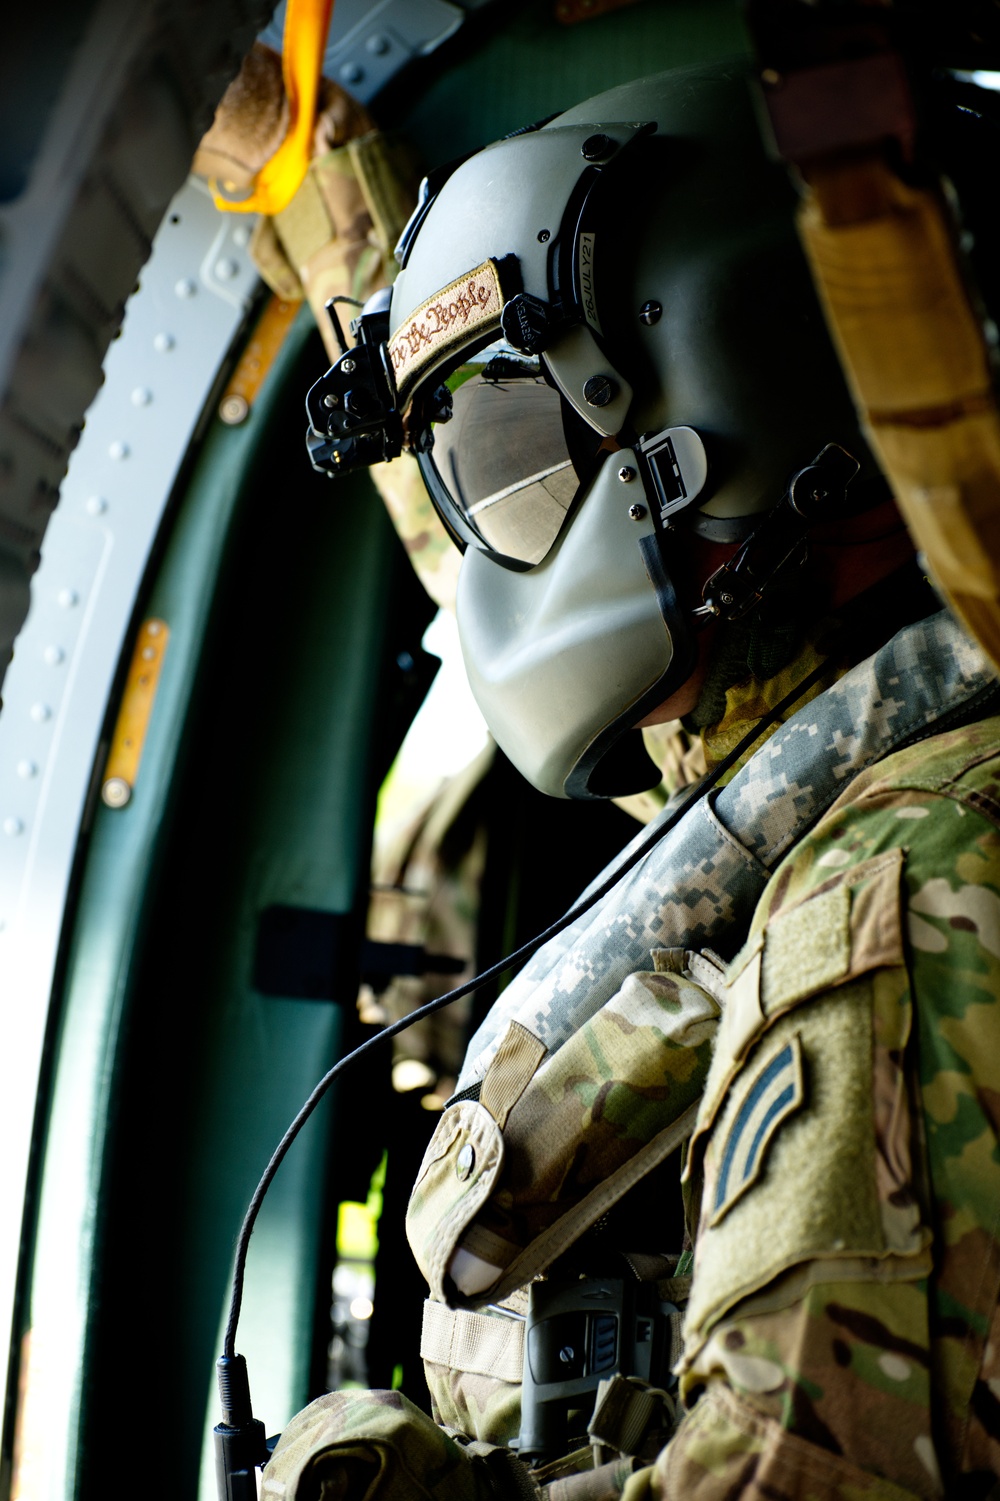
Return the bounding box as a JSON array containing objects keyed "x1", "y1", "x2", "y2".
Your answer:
[
  {"x1": 587, "y1": 1374, "x2": 675, "y2": 1458},
  {"x1": 480, "y1": 1021, "x2": 547, "y2": 1129},
  {"x1": 348, "y1": 132, "x2": 416, "y2": 257},
  {"x1": 420, "y1": 1298, "x2": 525, "y2": 1383},
  {"x1": 273, "y1": 164, "x2": 333, "y2": 269},
  {"x1": 667, "y1": 1308, "x2": 685, "y2": 1371},
  {"x1": 798, "y1": 154, "x2": 1000, "y2": 668}
]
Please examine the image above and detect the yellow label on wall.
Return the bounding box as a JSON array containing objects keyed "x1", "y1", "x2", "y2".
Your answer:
[{"x1": 102, "y1": 619, "x2": 169, "y2": 808}]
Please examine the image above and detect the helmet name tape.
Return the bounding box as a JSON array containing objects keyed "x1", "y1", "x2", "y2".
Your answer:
[{"x1": 389, "y1": 259, "x2": 506, "y2": 400}]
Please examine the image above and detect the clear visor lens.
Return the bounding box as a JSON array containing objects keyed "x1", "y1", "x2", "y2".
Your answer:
[{"x1": 425, "y1": 345, "x2": 596, "y2": 566}]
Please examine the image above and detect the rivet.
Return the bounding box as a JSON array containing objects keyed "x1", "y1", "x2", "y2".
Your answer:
[
  {"x1": 3, "y1": 817, "x2": 23, "y2": 837},
  {"x1": 638, "y1": 301, "x2": 662, "y2": 326},
  {"x1": 581, "y1": 133, "x2": 614, "y2": 162},
  {"x1": 43, "y1": 645, "x2": 65, "y2": 666},
  {"x1": 30, "y1": 703, "x2": 51, "y2": 723},
  {"x1": 456, "y1": 1142, "x2": 476, "y2": 1180},
  {"x1": 175, "y1": 277, "x2": 197, "y2": 299},
  {"x1": 17, "y1": 760, "x2": 37, "y2": 779},
  {"x1": 219, "y1": 393, "x2": 250, "y2": 425},
  {"x1": 341, "y1": 358, "x2": 356, "y2": 374},
  {"x1": 719, "y1": 591, "x2": 735, "y2": 606},
  {"x1": 141, "y1": 646, "x2": 156, "y2": 661},
  {"x1": 628, "y1": 503, "x2": 646, "y2": 521},
  {"x1": 108, "y1": 440, "x2": 130, "y2": 460},
  {"x1": 761, "y1": 67, "x2": 782, "y2": 87},
  {"x1": 341, "y1": 62, "x2": 364, "y2": 84},
  {"x1": 618, "y1": 466, "x2": 636, "y2": 483},
  {"x1": 85, "y1": 496, "x2": 108, "y2": 515},
  {"x1": 147, "y1": 621, "x2": 163, "y2": 636},
  {"x1": 215, "y1": 257, "x2": 239, "y2": 282},
  {"x1": 366, "y1": 33, "x2": 390, "y2": 54},
  {"x1": 102, "y1": 777, "x2": 131, "y2": 810},
  {"x1": 58, "y1": 588, "x2": 79, "y2": 608},
  {"x1": 231, "y1": 225, "x2": 251, "y2": 248},
  {"x1": 323, "y1": 393, "x2": 339, "y2": 409},
  {"x1": 537, "y1": 229, "x2": 551, "y2": 243},
  {"x1": 153, "y1": 332, "x2": 175, "y2": 353},
  {"x1": 583, "y1": 374, "x2": 616, "y2": 408},
  {"x1": 131, "y1": 387, "x2": 153, "y2": 408}
]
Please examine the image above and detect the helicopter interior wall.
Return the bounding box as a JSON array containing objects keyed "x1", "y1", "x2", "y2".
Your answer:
[{"x1": 14, "y1": 312, "x2": 440, "y2": 1500}]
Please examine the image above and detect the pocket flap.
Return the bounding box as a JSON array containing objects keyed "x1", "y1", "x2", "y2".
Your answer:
[{"x1": 406, "y1": 1100, "x2": 505, "y2": 1302}]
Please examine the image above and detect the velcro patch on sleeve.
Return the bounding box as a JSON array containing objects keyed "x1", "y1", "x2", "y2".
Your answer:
[
  {"x1": 389, "y1": 260, "x2": 505, "y2": 399},
  {"x1": 709, "y1": 1035, "x2": 804, "y2": 1227},
  {"x1": 762, "y1": 883, "x2": 851, "y2": 1015}
]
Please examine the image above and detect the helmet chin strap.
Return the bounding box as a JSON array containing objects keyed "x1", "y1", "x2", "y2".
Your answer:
[{"x1": 694, "y1": 443, "x2": 861, "y2": 623}]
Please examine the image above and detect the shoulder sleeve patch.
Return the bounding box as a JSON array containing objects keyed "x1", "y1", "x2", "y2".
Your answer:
[{"x1": 710, "y1": 1034, "x2": 804, "y2": 1227}]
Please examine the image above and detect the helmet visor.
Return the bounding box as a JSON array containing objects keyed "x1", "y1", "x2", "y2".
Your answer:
[{"x1": 422, "y1": 346, "x2": 604, "y2": 567}]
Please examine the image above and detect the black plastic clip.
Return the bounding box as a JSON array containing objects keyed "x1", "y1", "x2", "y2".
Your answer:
[
  {"x1": 500, "y1": 292, "x2": 569, "y2": 356},
  {"x1": 697, "y1": 442, "x2": 860, "y2": 621},
  {"x1": 305, "y1": 288, "x2": 403, "y2": 476}
]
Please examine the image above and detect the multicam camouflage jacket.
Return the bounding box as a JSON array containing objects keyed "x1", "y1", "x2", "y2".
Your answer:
[
  {"x1": 265, "y1": 611, "x2": 1000, "y2": 1500},
  {"x1": 657, "y1": 713, "x2": 1000, "y2": 1499}
]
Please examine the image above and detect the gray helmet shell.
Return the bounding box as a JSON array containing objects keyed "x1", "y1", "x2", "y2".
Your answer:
[{"x1": 389, "y1": 64, "x2": 867, "y2": 798}]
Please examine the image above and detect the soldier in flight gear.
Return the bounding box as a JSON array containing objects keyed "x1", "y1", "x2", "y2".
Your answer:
[{"x1": 272, "y1": 61, "x2": 1000, "y2": 1499}]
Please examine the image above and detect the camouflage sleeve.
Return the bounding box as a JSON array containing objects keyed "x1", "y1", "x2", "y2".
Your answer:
[{"x1": 651, "y1": 739, "x2": 1000, "y2": 1500}]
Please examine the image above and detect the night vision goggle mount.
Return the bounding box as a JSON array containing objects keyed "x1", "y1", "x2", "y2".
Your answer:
[
  {"x1": 305, "y1": 276, "x2": 579, "y2": 480},
  {"x1": 305, "y1": 289, "x2": 406, "y2": 475}
]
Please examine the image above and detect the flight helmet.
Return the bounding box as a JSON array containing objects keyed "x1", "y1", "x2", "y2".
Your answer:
[{"x1": 306, "y1": 64, "x2": 873, "y2": 798}]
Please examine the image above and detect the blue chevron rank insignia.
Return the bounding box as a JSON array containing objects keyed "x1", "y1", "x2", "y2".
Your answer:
[{"x1": 710, "y1": 1034, "x2": 805, "y2": 1226}]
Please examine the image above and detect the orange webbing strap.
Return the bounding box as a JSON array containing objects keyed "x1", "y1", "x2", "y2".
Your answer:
[
  {"x1": 798, "y1": 152, "x2": 1000, "y2": 670},
  {"x1": 213, "y1": 0, "x2": 335, "y2": 216}
]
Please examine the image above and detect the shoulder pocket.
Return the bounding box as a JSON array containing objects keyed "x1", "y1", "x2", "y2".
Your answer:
[{"x1": 683, "y1": 849, "x2": 930, "y2": 1360}]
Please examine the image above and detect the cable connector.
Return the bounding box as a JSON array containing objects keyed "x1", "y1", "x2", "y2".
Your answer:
[{"x1": 214, "y1": 1354, "x2": 268, "y2": 1501}]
